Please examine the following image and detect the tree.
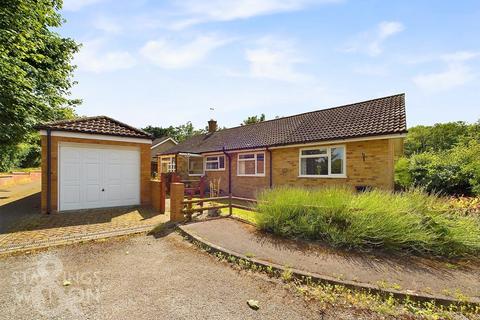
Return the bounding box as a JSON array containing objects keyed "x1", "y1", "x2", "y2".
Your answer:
[
  {"x1": 0, "y1": 0, "x2": 80, "y2": 169},
  {"x1": 241, "y1": 113, "x2": 266, "y2": 125},
  {"x1": 143, "y1": 122, "x2": 206, "y2": 143},
  {"x1": 404, "y1": 122, "x2": 470, "y2": 156},
  {"x1": 143, "y1": 125, "x2": 177, "y2": 139}
]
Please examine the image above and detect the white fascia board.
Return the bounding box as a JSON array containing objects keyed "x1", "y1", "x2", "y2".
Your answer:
[
  {"x1": 151, "y1": 137, "x2": 178, "y2": 149},
  {"x1": 39, "y1": 130, "x2": 152, "y2": 144}
]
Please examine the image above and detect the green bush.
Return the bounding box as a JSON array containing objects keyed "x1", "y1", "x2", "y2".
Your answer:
[
  {"x1": 256, "y1": 187, "x2": 480, "y2": 257},
  {"x1": 395, "y1": 141, "x2": 480, "y2": 196}
]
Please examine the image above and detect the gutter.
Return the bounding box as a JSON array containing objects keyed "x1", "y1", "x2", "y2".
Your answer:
[
  {"x1": 46, "y1": 129, "x2": 51, "y2": 214},
  {"x1": 222, "y1": 147, "x2": 232, "y2": 194}
]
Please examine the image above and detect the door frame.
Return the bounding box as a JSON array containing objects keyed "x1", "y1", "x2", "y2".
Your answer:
[{"x1": 57, "y1": 141, "x2": 141, "y2": 211}]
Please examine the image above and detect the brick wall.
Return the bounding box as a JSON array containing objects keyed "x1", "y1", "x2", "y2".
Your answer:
[
  {"x1": 271, "y1": 139, "x2": 400, "y2": 191},
  {"x1": 41, "y1": 135, "x2": 151, "y2": 213},
  {"x1": 170, "y1": 138, "x2": 402, "y2": 199}
]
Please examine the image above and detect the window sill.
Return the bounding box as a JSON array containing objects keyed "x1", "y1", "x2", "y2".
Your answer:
[
  {"x1": 189, "y1": 173, "x2": 204, "y2": 177},
  {"x1": 205, "y1": 169, "x2": 226, "y2": 172},
  {"x1": 237, "y1": 174, "x2": 266, "y2": 177},
  {"x1": 298, "y1": 175, "x2": 347, "y2": 179}
]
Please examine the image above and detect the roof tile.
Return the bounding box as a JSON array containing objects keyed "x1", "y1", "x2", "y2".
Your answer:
[
  {"x1": 38, "y1": 116, "x2": 152, "y2": 139},
  {"x1": 162, "y1": 94, "x2": 407, "y2": 154}
]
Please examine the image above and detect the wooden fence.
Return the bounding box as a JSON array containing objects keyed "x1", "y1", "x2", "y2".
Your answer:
[{"x1": 181, "y1": 194, "x2": 257, "y2": 221}]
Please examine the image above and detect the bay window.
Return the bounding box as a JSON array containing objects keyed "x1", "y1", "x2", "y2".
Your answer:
[
  {"x1": 205, "y1": 155, "x2": 225, "y2": 171},
  {"x1": 299, "y1": 146, "x2": 346, "y2": 177},
  {"x1": 237, "y1": 152, "x2": 265, "y2": 176}
]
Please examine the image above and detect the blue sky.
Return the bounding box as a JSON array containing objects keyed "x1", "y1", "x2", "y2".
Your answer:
[{"x1": 59, "y1": 0, "x2": 480, "y2": 129}]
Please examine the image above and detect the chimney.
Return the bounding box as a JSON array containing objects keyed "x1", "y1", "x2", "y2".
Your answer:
[{"x1": 208, "y1": 119, "x2": 218, "y2": 133}]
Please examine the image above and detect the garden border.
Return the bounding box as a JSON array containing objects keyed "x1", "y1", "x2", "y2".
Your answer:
[{"x1": 177, "y1": 217, "x2": 479, "y2": 308}]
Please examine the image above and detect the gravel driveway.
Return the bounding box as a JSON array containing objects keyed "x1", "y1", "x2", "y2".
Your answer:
[{"x1": 0, "y1": 232, "x2": 338, "y2": 320}]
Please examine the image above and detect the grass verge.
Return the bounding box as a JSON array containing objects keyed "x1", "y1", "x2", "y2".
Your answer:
[{"x1": 256, "y1": 187, "x2": 480, "y2": 258}]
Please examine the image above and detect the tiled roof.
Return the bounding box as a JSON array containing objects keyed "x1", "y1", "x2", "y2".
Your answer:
[
  {"x1": 38, "y1": 116, "x2": 153, "y2": 139},
  {"x1": 161, "y1": 94, "x2": 407, "y2": 154}
]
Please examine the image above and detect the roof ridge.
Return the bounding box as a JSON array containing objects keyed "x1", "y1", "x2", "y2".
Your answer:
[
  {"x1": 100, "y1": 116, "x2": 153, "y2": 138},
  {"x1": 211, "y1": 93, "x2": 405, "y2": 133},
  {"x1": 40, "y1": 115, "x2": 107, "y2": 126}
]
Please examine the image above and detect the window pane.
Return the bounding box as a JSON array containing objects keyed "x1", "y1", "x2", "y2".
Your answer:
[
  {"x1": 301, "y1": 157, "x2": 328, "y2": 175},
  {"x1": 239, "y1": 159, "x2": 255, "y2": 175},
  {"x1": 301, "y1": 149, "x2": 327, "y2": 156},
  {"x1": 219, "y1": 156, "x2": 225, "y2": 169},
  {"x1": 239, "y1": 154, "x2": 255, "y2": 159},
  {"x1": 189, "y1": 157, "x2": 203, "y2": 175},
  {"x1": 206, "y1": 156, "x2": 218, "y2": 161},
  {"x1": 161, "y1": 162, "x2": 168, "y2": 173},
  {"x1": 206, "y1": 162, "x2": 219, "y2": 170},
  {"x1": 257, "y1": 156, "x2": 264, "y2": 174},
  {"x1": 331, "y1": 147, "x2": 344, "y2": 174}
]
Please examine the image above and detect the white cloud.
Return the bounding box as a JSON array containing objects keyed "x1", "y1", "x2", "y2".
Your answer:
[
  {"x1": 344, "y1": 21, "x2": 405, "y2": 56},
  {"x1": 63, "y1": 0, "x2": 104, "y2": 11},
  {"x1": 140, "y1": 35, "x2": 229, "y2": 69},
  {"x1": 171, "y1": 0, "x2": 341, "y2": 29},
  {"x1": 441, "y1": 51, "x2": 479, "y2": 62},
  {"x1": 93, "y1": 16, "x2": 122, "y2": 34},
  {"x1": 75, "y1": 40, "x2": 136, "y2": 73},
  {"x1": 244, "y1": 38, "x2": 312, "y2": 82},
  {"x1": 413, "y1": 51, "x2": 478, "y2": 92}
]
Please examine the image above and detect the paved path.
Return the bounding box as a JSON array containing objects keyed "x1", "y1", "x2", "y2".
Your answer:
[
  {"x1": 0, "y1": 181, "x2": 168, "y2": 254},
  {"x1": 181, "y1": 218, "x2": 480, "y2": 303},
  {"x1": 0, "y1": 233, "x2": 344, "y2": 320}
]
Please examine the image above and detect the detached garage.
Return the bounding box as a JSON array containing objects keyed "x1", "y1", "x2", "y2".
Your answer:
[{"x1": 38, "y1": 116, "x2": 153, "y2": 213}]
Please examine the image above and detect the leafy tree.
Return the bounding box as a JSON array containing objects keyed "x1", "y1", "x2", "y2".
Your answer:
[
  {"x1": 241, "y1": 113, "x2": 266, "y2": 125},
  {"x1": 0, "y1": 0, "x2": 80, "y2": 170},
  {"x1": 143, "y1": 125, "x2": 177, "y2": 139},
  {"x1": 404, "y1": 122, "x2": 470, "y2": 156},
  {"x1": 143, "y1": 121, "x2": 206, "y2": 143}
]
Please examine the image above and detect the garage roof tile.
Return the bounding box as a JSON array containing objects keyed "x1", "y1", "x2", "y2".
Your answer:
[{"x1": 38, "y1": 116, "x2": 153, "y2": 139}]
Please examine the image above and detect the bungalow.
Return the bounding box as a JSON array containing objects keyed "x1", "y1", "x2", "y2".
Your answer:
[{"x1": 158, "y1": 94, "x2": 407, "y2": 198}]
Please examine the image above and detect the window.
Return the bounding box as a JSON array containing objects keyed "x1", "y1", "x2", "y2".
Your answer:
[
  {"x1": 160, "y1": 156, "x2": 175, "y2": 173},
  {"x1": 299, "y1": 146, "x2": 345, "y2": 177},
  {"x1": 237, "y1": 152, "x2": 265, "y2": 176},
  {"x1": 188, "y1": 156, "x2": 204, "y2": 176},
  {"x1": 205, "y1": 155, "x2": 225, "y2": 171}
]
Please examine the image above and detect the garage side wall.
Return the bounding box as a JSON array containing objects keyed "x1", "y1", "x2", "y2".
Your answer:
[{"x1": 41, "y1": 135, "x2": 151, "y2": 213}]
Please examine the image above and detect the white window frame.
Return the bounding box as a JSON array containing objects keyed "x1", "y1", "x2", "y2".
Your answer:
[
  {"x1": 237, "y1": 152, "x2": 265, "y2": 177},
  {"x1": 188, "y1": 155, "x2": 204, "y2": 176},
  {"x1": 298, "y1": 145, "x2": 347, "y2": 178},
  {"x1": 160, "y1": 156, "x2": 176, "y2": 173},
  {"x1": 204, "y1": 154, "x2": 225, "y2": 171}
]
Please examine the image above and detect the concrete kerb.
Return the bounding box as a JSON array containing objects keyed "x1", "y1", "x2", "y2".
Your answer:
[{"x1": 176, "y1": 218, "x2": 479, "y2": 308}]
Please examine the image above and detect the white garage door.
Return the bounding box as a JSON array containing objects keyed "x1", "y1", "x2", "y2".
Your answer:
[{"x1": 59, "y1": 143, "x2": 140, "y2": 211}]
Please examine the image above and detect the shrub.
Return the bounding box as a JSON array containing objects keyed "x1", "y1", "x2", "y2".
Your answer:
[
  {"x1": 256, "y1": 187, "x2": 480, "y2": 257},
  {"x1": 395, "y1": 141, "x2": 480, "y2": 196}
]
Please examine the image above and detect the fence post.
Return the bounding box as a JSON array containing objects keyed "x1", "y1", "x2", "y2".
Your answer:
[
  {"x1": 228, "y1": 193, "x2": 232, "y2": 216},
  {"x1": 160, "y1": 175, "x2": 166, "y2": 214},
  {"x1": 170, "y1": 182, "x2": 185, "y2": 222},
  {"x1": 187, "y1": 194, "x2": 193, "y2": 221}
]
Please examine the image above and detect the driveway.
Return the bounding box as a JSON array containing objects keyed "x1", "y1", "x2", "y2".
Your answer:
[
  {"x1": 0, "y1": 233, "x2": 336, "y2": 320},
  {"x1": 0, "y1": 180, "x2": 168, "y2": 254}
]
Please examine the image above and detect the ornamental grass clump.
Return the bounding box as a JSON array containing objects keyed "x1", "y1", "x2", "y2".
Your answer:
[{"x1": 255, "y1": 186, "x2": 480, "y2": 257}]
